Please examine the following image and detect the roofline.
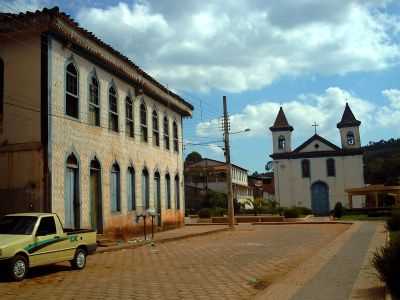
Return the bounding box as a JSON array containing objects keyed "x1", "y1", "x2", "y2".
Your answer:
[
  {"x1": 0, "y1": 7, "x2": 194, "y2": 115},
  {"x1": 269, "y1": 126, "x2": 294, "y2": 132},
  {"x1": 337, "y1": 120, "x2": 361, "y2": 129},
  {"x1": 293, "y1": 134, "x2": 341, "y2": 153},
  {"x1": 185, "y1": 158, "x2": 248, "y2": 172},
  {"x1": 270, "y1": 149, "x2": 363, "y2": 159}
]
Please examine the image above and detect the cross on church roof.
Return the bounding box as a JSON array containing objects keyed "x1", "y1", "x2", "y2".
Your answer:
[{"x1": 312, "y1": 121, "x2": 319, "y2": 134}]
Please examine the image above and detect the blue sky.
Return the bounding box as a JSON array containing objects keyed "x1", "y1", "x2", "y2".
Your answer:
[{"x1": 2, "y1": 0, "x2": 400, "y2": 173}]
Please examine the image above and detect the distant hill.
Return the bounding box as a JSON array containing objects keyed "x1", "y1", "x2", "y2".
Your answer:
[{"x1": 363, "y1": 138, "x2": 400, "y2": 185}]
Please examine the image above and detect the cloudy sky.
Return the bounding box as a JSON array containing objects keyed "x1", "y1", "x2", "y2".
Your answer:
[{"x1": 2, "y1": 0, "x2": 400, "y2": 172}]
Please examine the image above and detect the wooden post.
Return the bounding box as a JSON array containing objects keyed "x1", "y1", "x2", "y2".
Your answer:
[{"x1": 348, "y1": 193, "x2": 353, "y2": 209}]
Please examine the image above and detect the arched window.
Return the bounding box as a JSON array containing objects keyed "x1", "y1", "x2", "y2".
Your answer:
[
  {"x1": 0, "y1": 58, "x2": 4, "y2": 123},
  {"x1": 175, "y1": 175, "x2": 180, "y2": 210},
  {"x1": 165, "y1": 173, "x2": 171, "y2": 209},
  {"x1": 66, "y1": 63, "x2": 79, "y2": 118},
  {"x1": 109, "y1": 85, "x2": 118, "y2": 132},
  {"x1": 327, "y1": 158, "x2": 336, "y2": 177},
  {"x1": 173, "y1": 121, "x2": 179, "y2": 152},
  {"x1": 152, "y1": 110, "x2": 160, "y2": 147},
  {"x1": 301, "y1": 159, "x2": 310, "y2": 178},
  {"x1": 347, "y1": 131, "x2": 355, "y2": 145},
  {"x1": 126, "y1": 96, "x2": 134, "y2": 138},
  {"x1": 65, "y1": 153, "x2": 80, "y2": 229},
  {"x1": 110, "y1": 162, "x2": 121, "y2": 212},
  {"x1": 140, "y1": 103, "x2": 148, "y2": 142},
  {"x1": 163, "y1": 116, "x2": 170, "y2": 150},
  {"x1": 278, "y1": 135, "x2": 286, "y2": 150},
  {"x1": 89, "y1": 74, "x2": 100, "y2": 126},
  {"x1": 127, "y1": 166, "x2": 135, "y2": 211},
  {"x1": 142, "y1": 168, "x2": 150, "y2": 209}
]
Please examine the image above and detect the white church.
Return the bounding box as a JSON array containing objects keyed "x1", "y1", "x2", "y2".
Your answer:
[{"x1": 269, "y1": 103, "x2": 365, "y2": 215}]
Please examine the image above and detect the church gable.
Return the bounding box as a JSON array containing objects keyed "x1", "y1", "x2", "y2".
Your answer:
[{"x1": 294, "y1": 135, "x2": 341, "y2": 153}]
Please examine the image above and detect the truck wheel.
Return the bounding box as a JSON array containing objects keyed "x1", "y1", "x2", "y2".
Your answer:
[
  {"x1": 8, "y1": 255, "x2": 28, "y2": 281},
  {"x1": 71, "y1": 248, "x2": 87, "y2": 270}
]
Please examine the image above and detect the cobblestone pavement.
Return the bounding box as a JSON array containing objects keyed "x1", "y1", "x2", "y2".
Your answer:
[{"x1": 0, "y1": 224, "x2": 350, "y2": 300}]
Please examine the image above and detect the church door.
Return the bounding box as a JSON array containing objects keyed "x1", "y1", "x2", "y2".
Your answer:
[{"x1": 311, "y1": 181, "x2": 330, "y2": 216}]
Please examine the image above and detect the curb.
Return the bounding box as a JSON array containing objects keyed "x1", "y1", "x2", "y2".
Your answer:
[
  {"x1": 95, "y1": 227, "x2": 229, "y2": 254},
  {"x1": 252, "y1": 221, "x2": 353, "y2": 225},
  {"x1": 185, "y1": 223, "x2": 237, "y2": 226}
]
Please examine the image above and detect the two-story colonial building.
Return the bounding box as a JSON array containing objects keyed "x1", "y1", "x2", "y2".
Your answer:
[{"x1": 0, "y1": 7, "x2": 193, "y2": 233}]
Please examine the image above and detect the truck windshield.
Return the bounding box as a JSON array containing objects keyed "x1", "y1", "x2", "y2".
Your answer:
[{"x1": 0, "y1": 216, "x2": 38, "y2": 235}]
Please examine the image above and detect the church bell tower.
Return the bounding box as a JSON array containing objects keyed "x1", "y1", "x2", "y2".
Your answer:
[
  {"x1": 337, "y1": 103, "x2": 361, "y2": 149},
  {"x1": 270, "y1": 107, "x2": 293, "y2": 153}
]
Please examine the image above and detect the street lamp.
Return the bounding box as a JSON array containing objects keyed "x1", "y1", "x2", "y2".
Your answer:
[{"x1": 230, "y1": 128, "x2": 251, "y2": 135}]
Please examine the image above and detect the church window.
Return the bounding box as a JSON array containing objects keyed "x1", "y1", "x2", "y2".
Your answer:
[
  {"x1": 278, "y1": 136, "x2": 286, "y2": 150},
  {"x1": 327, "y1": 159, "x2": 335, "y2": 177},
  {"x1": 301, "y1": 159, "x2": 310, "y2": 178},
  {"x1": 347, "y1": 131, "x2": 355, "y2": 145}
]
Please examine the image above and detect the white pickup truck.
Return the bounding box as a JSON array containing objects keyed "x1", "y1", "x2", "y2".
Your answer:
[{"x1": 0, "y1": 213, "x2": 97, "y2": 281}]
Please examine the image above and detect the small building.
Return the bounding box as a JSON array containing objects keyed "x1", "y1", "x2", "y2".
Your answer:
[
  {"x1": 0, "y1": 7, "x2": 193, "y2": 233},
  {"x1": 269, "y1": 104, "x2": 365, "y2": 215},
  {"x1": 184, "y1": 158, "x2": 250, "y2": 210},
  {"x1": 248, "y1": 172, "x2": 275, "y2": 202}
]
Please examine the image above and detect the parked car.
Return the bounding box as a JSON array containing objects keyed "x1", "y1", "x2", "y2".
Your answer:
[{"x1": 0, "y1": 213, "x2": 97, "y2": 281}]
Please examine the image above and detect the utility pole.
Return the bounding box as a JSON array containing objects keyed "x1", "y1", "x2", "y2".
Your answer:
[{"x1": 222, "y1": 96, "x2": 235, "y2": 229}]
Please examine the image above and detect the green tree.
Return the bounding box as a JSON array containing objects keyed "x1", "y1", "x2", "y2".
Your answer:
[{"x1": 185, "y1": 151, "x2": 202, "y2": 166}]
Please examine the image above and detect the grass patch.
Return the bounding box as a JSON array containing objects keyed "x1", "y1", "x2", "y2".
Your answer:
[{"x1": 339, "y1": 214, "x2": 390, "y2": 221}]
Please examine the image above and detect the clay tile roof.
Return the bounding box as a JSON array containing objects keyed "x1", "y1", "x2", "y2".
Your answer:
[
  {"x1": 269, "y1": 107, "x2": 294, "y2": 132},
  {"x1": 337, "y1": 103, "x2": 361, "y2": 129}
]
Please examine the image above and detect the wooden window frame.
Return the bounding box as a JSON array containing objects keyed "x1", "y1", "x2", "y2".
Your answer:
[{"x1": 108, "y1": 85, "x2": 119, "y2": 132}]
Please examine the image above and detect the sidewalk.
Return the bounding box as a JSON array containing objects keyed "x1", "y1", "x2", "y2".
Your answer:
[
  {"x1": 96, "y1": 224, "x2": 229, "y2": 254},
  {"x1": 255, "y1": 222, "x2": 386, "y2": 300}
]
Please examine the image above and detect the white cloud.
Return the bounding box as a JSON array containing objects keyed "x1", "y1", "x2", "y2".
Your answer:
[
  {"x1": 196, "y1": 87, "x2": 399, "y2": 145},
  {"x1": 0, "y1": 0, "x2": 44, "y2": 12},
  {"x1": 74, "y1": 0, "x2": 400, "y2": 92}
]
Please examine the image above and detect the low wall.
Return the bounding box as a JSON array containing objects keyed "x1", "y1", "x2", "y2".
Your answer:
[{"x1": 212, "y1": 215, "x2": 284, "y2": 223}]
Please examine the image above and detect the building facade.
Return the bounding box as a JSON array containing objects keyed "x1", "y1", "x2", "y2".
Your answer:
[
  {"x1": 184, "y1": 158, "x2": 250, "y2": 208},
  {"x1": 269, "y1": 104, "x2": 365, "y2": 215},
  {"x1": 0, "y1": 8, "x2": 193, "y2": 233},
  {"x1": 248, "y1": 172, "x2": 275, "y2": 202}
]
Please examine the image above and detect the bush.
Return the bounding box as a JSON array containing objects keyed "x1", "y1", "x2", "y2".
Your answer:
[
  {"x1": 283, "y1": 207, "x2": 300, "y2": 218},
  {"x1": 373, "y1": 237, "x2": 400, "y2": 298},
  {"x1": 333, "y1": 202, "x2": 344, "y2": 218},
  {"x1": 198, "y1": 208, "x2": 211, "y2": 219},
  {"x1": 387, "y1": 210, "x2": 400, "y2": 231},
  {"x1": 209, "y1": 207, "x2": 227, "y2": 217},
  {"x1": 296, "y1": 206, "x2": 312, "y2": 215}
]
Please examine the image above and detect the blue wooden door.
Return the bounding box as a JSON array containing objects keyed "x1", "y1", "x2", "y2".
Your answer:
[
  {"x1": 311, "y1": 182, "x2": 330, "y2": 215},
  {"x1": 65, "y1": 167, "x2": 76, "y2": 228},
  {"x1": 154, "y1": 175, "x2": 161, "y2": 226}
]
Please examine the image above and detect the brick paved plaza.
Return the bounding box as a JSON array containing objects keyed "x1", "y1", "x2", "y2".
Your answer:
[{"x1": 0, "y1": 224, "x2": 350, "y2": 300}]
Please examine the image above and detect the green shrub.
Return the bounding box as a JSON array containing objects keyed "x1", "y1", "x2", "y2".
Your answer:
[
  {"x1": 372, "y1": 237, "x2": 400, "y2": 298},
  {"x1": 296, "y1": 206, "x2": 312, "y2": 215},
  {"x1": 387, "y1": 210, "x2": 400, "y2": 231},
  {"x1": 198, "y1": 208, "x2": 211, "y2": 218},
  {"x1": 283, "y1": 207, "x2": 300, "y2": 218},
  {"x1": 333, "y1": 202, "x2": 344, "y2": 218},
  {"x1": 209, "y1": 207, "x2": 227, "y2": 217}
]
